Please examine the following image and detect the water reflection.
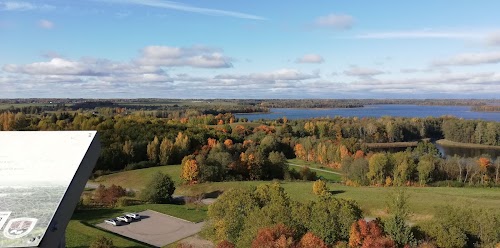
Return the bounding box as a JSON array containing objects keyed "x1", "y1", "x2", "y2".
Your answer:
[{"x1": 434, "y1": 143, "x2": 500, "y2": 158}]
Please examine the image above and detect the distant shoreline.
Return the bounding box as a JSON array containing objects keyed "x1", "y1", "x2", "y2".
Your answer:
[
  {"x1": 436, "y1": 139, "x2": 500, "y2": 150},
  {"x1": 364, "y1": 141, "x2": 418, "y2": 149}
]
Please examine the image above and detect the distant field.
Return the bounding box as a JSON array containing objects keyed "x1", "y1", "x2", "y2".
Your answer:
[
  {"x1": 92, "y1": 165, "x2": 182, "y2": 190},
  {"x1": 91, "y1": 161, "x2": 500, "y2": 225},
  {"x1": 67, "y1": 204, "x2": 207, "y2": 248},
  {"x1": 0, "y1": 103, "x2": 55, "y2": 110}
]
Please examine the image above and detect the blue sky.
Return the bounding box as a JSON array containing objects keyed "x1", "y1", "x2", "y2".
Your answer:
[{"x1": 1, "y1": 0, "x2": 500, "y2": 98}]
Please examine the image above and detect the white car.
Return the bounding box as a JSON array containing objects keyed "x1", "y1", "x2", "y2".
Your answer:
[
  {"x1": 126, "y1": 213, "x2": 141, "y2": 220},
  {"x1": 104, "y1": 219, "x2": 120, "y2": 226},
  {"x1": 116, "y1": 216, "x2": 133, "y2": 223}
]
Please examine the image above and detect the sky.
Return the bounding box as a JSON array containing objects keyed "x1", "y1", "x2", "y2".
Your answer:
[{"x1": 1, "y1": 0, "x2": 500, "y2": 99}]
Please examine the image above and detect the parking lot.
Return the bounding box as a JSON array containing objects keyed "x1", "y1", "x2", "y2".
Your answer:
[{"x1": 96, "y1": 210, "x2": 205, "y2": 247}]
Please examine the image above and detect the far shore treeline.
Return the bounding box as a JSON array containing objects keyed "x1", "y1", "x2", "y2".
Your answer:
[{"x1": 0, "y1": 99, "x2": 498, "y2": 187}]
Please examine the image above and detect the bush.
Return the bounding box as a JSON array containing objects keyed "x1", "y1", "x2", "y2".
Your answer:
[
  {"x1": 300, "y1": 166, "x2": 317, "y2": 181},
  {"x1": 89, "y1": 236, "x2": 114, "y2": 248},
  {"x1": 141, "y1": 172, "x2": 176, "y2": 203},
  {"x1": 312, "y1": 179, "x2": 328, "y2": 195},
  {"x1": 93, "y1": 184, "x2": 127, "y2": 207},
  {"x1": 123, "y1": 161, "x2": 157, "y2": 171},
  {"x1": 116, "y1": 197, "x2": 133, "y2": 207}
]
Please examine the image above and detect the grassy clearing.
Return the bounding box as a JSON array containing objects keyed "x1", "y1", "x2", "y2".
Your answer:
[
  {"x1": 92, "y1": 160, "x2": 500, "y2": 226},
  {"x1": 176, "y1": 181, "x2": 500, "y2": 224},
  {"x1": 436, "y1": 139, "x2": 500, "y2": 150},
  {"x1": 67, "y1": 204, "x2": 207, "y2": 248},
  {"x1": 287, "y1": 158, "x2": 342, "y2": 173},
  {"x1": 92, "y1": 165, "x2": 182, "y2": 190}
]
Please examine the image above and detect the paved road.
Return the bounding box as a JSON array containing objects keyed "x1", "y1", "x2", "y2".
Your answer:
[{"x1": 288, "y1": 163, "x2": 342, "y2": 175}]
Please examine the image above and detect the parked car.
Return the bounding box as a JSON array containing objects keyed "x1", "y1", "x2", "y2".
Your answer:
[
  {"x1": 104, "y1": 219, "x2": 121, "y2": 226},
  {"x1": 126, "y1": 213, "x2": 141, "y2": 220},
  {"x1": 116, "y1": 216, "x2": 133, "y2": 223}
]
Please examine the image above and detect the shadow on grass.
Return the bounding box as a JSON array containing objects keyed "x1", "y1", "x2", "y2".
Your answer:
[
  {"x1": 72, "y1": 208, "x2": 123, "y2": 221},
  {"x1": 328, "y1": 190, "x2": 346, "y2": 195}
]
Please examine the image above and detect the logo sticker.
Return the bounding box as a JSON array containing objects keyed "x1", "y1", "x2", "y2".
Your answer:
[
  {"x1": 0, "y1": 212, "x2": 11, "y2": 230},
  {"x1": 3, "y1": 218, "x2": 37, "y2": 239}
]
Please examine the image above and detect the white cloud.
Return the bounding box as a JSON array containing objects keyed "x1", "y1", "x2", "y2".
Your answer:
[
  {"x1": 296, "y1": 54, "x2": 324, "y2": 64},
  {"x1": 356, "y1": 30, "x2": 480, "y2": 39},
  {"x1": 3, "y1": 57, "x2": 163, "y2": 76},
  {"x1": 344, "y1": 66, "x2": 384, "y2": 77},
  {"x1": 38, "y1": 19, "x2": 54, "y2": 29},
  {"x1": 486, "y1": 32, "x2": 500, "y2": 46},
  {"x1": 0, "y1": 1, "x2": 54, "y2": 11},
  {"x1": 314, "y1": 14, "x2": 354, "y2": 30},
  {"x1": 101, "y1": 0, "x2": 265, "y2": 20},
  {"x1": 137, "y1": 45, "x2": 233, "y2": 68},
  {"x1": 214, "y1": 69, "x2": 319, "y2": 82},
  {"x1": 433, "y1": 51, "x2": 500, "y2": 66}
]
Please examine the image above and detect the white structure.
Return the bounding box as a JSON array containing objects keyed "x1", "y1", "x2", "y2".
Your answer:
[{"x1": 0, "y1": 131, "x2": 100, "y2": 248}]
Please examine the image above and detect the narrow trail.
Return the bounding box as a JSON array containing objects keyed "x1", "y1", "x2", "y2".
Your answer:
[{"x1": 288, "y1": 163, "x2": 342, "y2": 175}]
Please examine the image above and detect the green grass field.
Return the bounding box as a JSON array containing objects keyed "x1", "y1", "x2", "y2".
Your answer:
[
  {"x1": 92, "y1": 165, "x2": 182, "y2": 190},
  {"x1": 67, "y1": 204, "x2": 207, "y2": 248},
  {"x1": 176, "y1": 181, "x2": 500, "y2": 223},
  {"x1": 88, "y1": 161, "x2": 500, "y2": 225}
]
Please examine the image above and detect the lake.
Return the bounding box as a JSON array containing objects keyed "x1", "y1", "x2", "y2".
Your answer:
[
  {"x1": 235, "y1": 104, "x2": 500, "y2": 122},
  {"x1": 236, "y1": 104, "x2": 500, "y2": 158},
  {"x1": 434, "y1": 143, "x2": 500, "y2": 159}
]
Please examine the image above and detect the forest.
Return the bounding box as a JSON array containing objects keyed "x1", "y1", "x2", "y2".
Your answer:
[{"x1": 1, "y1": 101, "x2": 499, "y2": 247}]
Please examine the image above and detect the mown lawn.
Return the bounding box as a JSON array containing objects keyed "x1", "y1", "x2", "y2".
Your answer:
[
  {"x1": 287, "y1": 158, "x2": 342, "y2": 173},
  {"x1": 90, "y1": 161, "x2": 500, "y2": 226},
  {"x1": 176, "y1": 180, "x2": 500, "y2": 224},
  {"x1": 67, "y1": 204, "x2": 207, "y2": 248},
  {"x1": 92, "y1": 165, "x2": 182, "y2": 190}
]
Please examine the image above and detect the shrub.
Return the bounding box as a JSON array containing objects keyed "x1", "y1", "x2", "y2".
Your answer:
[
  {"x1": 93, "y1": 184, "x2": 126, "y2": 207},
  {"x1": 116, "y1": 197, "x2": 133, "y2": 207},
  {"x1": 300, "y1": 166, "x2": 317, "y2": 181},
  {"x1": 312, "y1": 179, "x2": 328, "y2": 195},
  {"x1": 216, "y1": 240, "x2": 235, "y2": 248},
  {"x1": 123, "y1": 161, "x2": 156, "y2": 171},
  {"x1": 89, "y1": 236, "x2": 114, "y2": 248},
  {"x1": 141, "y1": 172, "x2": 176, "y2": 204}
]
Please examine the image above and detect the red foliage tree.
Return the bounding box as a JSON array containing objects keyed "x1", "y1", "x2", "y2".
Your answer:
[
  {"x1": 93, "y1": 184, "x2": 126, "y2": 207},
  {"x1": 252, "y1": 223, "x2": 295, "y2": 248},
  {"x1": 297, "y1": 232, "x2": 327, "y2": 248},
  {"x1": 349, "y1": 219, "x2": 395, "y2": 248},
  {"x1": 216, "y1": 240, "x2": 235, "y2": 248}
]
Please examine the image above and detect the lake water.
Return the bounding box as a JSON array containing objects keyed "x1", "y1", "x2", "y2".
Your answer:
[
  {"x1": 235, "y1": 104, "x2": 500, "y2": 122},
  {"x1": 236, "y1": 104, "x2": 500, "y2": 157},
  {"x1": 434, "y1": 143, "x2": 500, "y2": 159}
]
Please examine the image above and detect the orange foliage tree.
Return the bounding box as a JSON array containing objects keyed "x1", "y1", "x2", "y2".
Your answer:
[
  {"x1": 349, "y1": 219, "x2": 395, "y2": 248},
  {"x1": 294, "y1": 144, "x2": 306, "y2": 160},
  {"x1": 224, "y1": 139, "x2": 234, "y2": 149},
  {"x1": 251, "y1": 223, "x2": 295, "y2": 248},
  {"x1": 297, "y1": 232, "x2": 327, "y2": 248}
]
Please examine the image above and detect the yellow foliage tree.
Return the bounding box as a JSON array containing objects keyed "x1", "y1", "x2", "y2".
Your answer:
[
  {"x1": 312, "y1": 179, "x2": 328, "y2": 195},
  {"x1": 181, "y1": 156, "x2": 199, "y2": 184}
]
